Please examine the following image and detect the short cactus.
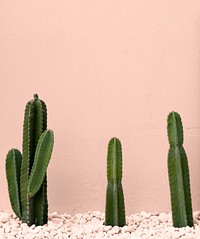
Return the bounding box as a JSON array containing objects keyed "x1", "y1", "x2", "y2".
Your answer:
[
  {"x1": 6, "y1": 94, "x2": 54, "y2": 226},
  {"x1": 167, "y1": 112, "x2": 193, "y2": 228},
  {"x1": 105, "y1": 137, "x2": 126, "y2": 227}
]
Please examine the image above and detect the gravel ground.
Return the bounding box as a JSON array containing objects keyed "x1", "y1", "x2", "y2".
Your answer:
[{"x1": 1, "y1": 211, "x2": 200, "y2": 239}]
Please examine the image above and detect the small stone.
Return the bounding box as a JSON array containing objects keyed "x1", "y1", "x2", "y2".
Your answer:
[
  {"x1": 80, "y1": 218, "x2": 87, "y2": 224},
  {"x1": 121, "y1": 225, "x2": 129, "y2": 233},
  {"x1": 107, "y1": 226, "x2": 120, "y2": 235},
  {"x1": 86, "y1": 214, "x2": 93, "y2": 221},
  {"x1": 193, "y1": 217, "x2": 199, "y2": 225},
  {"x1": 112, "y1": 225, "x2": 120, "y2": 234},
  {"x1": 140, "y1": 211, "x2": 148, "y2": 217},
  {"x1": 52, "y1": 213, "x2": 63, "y2": 219},
  {"x1": 1, "y1": 218, "x2": 7, "y2": 223},
  {"x1": 158, "y1": 212, "x2": 168, "y2": 223},
  {"x1": 4, "y1": 227, "x2": 10, "y2": 233},
  {"x1": 91, "y1": 217, "x2": 99, "y2": 223},
  {"x1": 171, "y1": 231, "x2": 180, "y2": 238},
  {"x1": 179, "y1": 227, "x2": 185, "y2": 236},
  {"x1": 92, "y1": 224, "x2": 100, "y2": 233},
  {"x1": 30, "y1": 224, "x2": 36, "y2": 229},
  {"x1": 52, "y1": 218, "x2": 63, "y2": 224},
  {"x1": 10, "y1": 230, "x2": 18, "y2": 236},
  {"x1": 103, "y1": 225, "x2": 112, "y2": 232},
  {"x1": 74, "y1": 228, "x2": 83, "y2": 236},
  {"x1": 7, "y1": 236, "x2": 15, "y2": 239},
  {"x1": 185, "y1": 226, "x2": 192, "y2": 233},
  {"x1": 70, "y1": 235, "x2": 77, "y2": 239},
  {"x1": 185, "y1": 233, "x2": 195, "y2": 239},
  {"x1": 194, "y1": 211, "x2": 200, "y2": 220},
  {"x1": 84, "y1": 225, "x2": 93, "y2": 234}
]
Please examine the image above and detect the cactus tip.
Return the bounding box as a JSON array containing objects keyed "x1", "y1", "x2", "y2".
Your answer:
[
  {"x1": 34, "y1": 94, "x2": 39, "y2": 100},
  {"x1": 110, "y1": 137, "x2": 118, "y2": 142}
]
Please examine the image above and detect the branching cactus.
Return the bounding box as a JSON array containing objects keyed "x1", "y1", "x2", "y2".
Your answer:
[
  {"x1": 105, "y1": 137, "x2": 126, "y2": 227},
  {"x1": 6, "y1": 94, "x2": 54, "y2": 226},
  {"x1": 167, "y1": 112, "x2": 193, "y2": 228}
]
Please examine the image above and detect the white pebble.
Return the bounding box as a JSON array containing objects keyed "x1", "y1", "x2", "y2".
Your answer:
[
  {"x1": 158, "y1": 212, "x2": 168, "y2": 223},
  {"x1": 185, "y1": 233, "x2": 195, "y2": 239},
  {"x1": 103, "y1": 225, "x2": 112, "y2": 232},
  {"x1": 194, "y1": 211, "x2": 200, "y2": 220}
]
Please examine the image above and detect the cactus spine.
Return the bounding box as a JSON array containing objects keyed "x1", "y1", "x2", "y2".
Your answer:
[
  {"x1": 6, "y1": 94, "x2": 54, "y2": 226},
  {"x1": 105, "y1": 137, "x2": 126, "y2": 227},
  {"x1": 167, "y1": 112, "x2": 193, "y2": 228}
]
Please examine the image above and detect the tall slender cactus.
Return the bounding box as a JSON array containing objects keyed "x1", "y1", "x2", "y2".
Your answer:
[
  {"x1": 105, "y1": 137, "x2": 126, "y2": 227},
  {"x1": 6, "y1": 94, "x2": 54, "y2": 226},
  {"x1": 167, "y1": 111, "x2": 193, "y2": 228}
]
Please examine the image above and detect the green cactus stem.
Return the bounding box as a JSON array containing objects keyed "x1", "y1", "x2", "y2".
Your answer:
[
  {"x1": 20, "y1": 99, "x2": 36, "y2": 222},
  {"x1": 167, "y1": 112, "x2": 193, "y2": 228},
  {"x1": 105, "y1": 137, "x2": 126, "y2": 227}
]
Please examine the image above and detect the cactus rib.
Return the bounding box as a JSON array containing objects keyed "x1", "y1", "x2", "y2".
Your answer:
[
  {"x1": 32, "y1": 96, "x2": 48, "y2": 225},
  {"x1": 20, "y1": 100, "x2": 36, "y2": 222}
]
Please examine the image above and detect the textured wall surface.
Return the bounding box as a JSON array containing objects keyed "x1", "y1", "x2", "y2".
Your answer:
[{"x1": 1, "y1": 1, "x2": 200, "y2": 215}]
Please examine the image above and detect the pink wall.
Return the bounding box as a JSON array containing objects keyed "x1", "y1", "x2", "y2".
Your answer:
[{"x1": 1, "y1": 1, "x2": 200, "y2": 215}]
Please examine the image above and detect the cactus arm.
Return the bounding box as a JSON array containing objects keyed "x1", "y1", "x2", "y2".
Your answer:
[
  {"x1": 28, "y1": 130, "x2": 54, "y2": 198},
  {"x1": 180, "y1": 147, "x2": 193, "y2": 227},
  {"x1": 105, "y1": 138, "x2": 125, "y2": 227},
  {"x1": 6, "y1": 149, "x2": 22, "y2": 219},
  {"x1": 168, "y1": 146, "x2": 187, "y2": 227},
  {"x1": 20, "y1": 100, "x2": 36, "y2": 222}
]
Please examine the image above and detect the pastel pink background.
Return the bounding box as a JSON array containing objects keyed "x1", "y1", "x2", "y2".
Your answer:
[{"x1": 1, "y1": 1, "x2": 200, "y2": 215}]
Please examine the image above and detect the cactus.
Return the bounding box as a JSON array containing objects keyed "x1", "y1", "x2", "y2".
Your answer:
[
  {"x1": 6, "y1": 94, "x2": 54, "y2": 226},
  {"x1": 167, "y1": 112, "x2": 193, "y2": 228},
  {"x1": 105, "y1": 137, "x2": 126, "y2": 227}
]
